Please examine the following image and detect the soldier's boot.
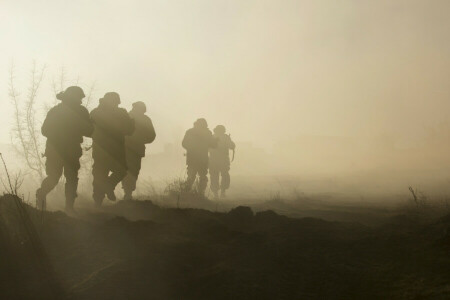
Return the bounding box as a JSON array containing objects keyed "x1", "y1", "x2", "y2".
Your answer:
[
  {"x1": 106, "y1": 190, "x2": 116, "y2": 201},
  {"x1": 106, "y1": 185, "x2": 116, "y2": 201},
  {"x1": 65, "y1": 179, "x2": 78, "y2": 213},
  {"x1": 65, "y1": 197, "x2": 75, "y2": 214},
  {"x1": 198, "y1": 173, "x2": 208, "y2": 198},
  {"x1": 220, "y1": 189, "x2": 226, "y2": 198},
  {"x1": 183, "y1": 178, "x2": 195, "y2": 192},
  {"x1": 123, "y1": 190, "x2": 133, "y2": 201},
  {"x1": 198, "y1": 185, "x2": 207, "y2": 198},
  {"x1": 94, "y1": 196, "x2": 103, "y2": 208},
  {"x1": 93, "y1": 183, "x2": 105, "y2": 208},
  {"x1": 36, "y1": 189, "x2": 47, "y2": 211}
]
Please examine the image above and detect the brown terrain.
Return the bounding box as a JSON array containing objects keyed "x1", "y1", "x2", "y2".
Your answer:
[{"x1": 1, "y1": 194, "x2": 450, "y2": 299}]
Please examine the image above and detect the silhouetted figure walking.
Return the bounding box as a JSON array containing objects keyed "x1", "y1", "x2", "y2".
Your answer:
[
  {"x1": 90, "y1": 92, "x2": 134, "y2": 207},
  {"x1": 182, "y1": 118, "x2": 217, "y2": 196},
  {"x1": 121, "y1": 101, "x2": 156, "y2": 200},
  {"x1": 36, "y1": 86, "x2": 93, "y2": 212},
  {"x1": 209, "y1": 125, "x2": 235, "y2": 198}
]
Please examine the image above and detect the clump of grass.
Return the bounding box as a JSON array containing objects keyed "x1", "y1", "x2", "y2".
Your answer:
[
  {"x1": 164, "y1": 176, "x2": 185, "y2": 198},
  {"x1": 268, "y1": 191, "x2": 282, "y2": 203},
  {"x1": 408, "y1": 186, "x2": 428, "y2": 209},
  {"x1": 404, "y1": 186, "x2": 450, "y2": 222}
]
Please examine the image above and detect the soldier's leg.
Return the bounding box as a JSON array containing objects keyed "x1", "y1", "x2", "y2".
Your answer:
[
  {"x1": 221, "y1": 167, "x2": 231, "y2": 190},
  {"x1": 220, "y1": 166, "x2": 231, "y2": 198},
  {"x1": 184, "y1": 165, "x2": 197, "y2": 191},
  {"x1": 198, "y1": 167, "x2": 208, "y2": 196},
  {"x1": 122, "y1": 154, "x2": 141, "y2": 200},
  {"x1": 37, "y1": 153, "x2": 63, "y2": 210},
  {"x1": 92, "y1": 160, "x2": 108, "y2": 207},
  {"x1": 121, "y1": 173, "x2": 134, "y2": 200},
  {"x1": 109, "y1": 160, "x2": 127, "y2": 192},
  {"x1": 63, "y1": 157, "x2": 81, "y2": 211},
  {"x1": 209, "y1": 168, "x2": 220, "y2": 198}
]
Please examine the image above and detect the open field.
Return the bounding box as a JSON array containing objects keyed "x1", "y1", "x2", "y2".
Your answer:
[{"x1": 1, "y1": 194, "x2": 450, "y2": 299}]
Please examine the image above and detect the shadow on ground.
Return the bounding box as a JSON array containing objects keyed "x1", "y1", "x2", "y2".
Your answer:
[{"x1": 1, "y1": 195, "x2": 450, "y2": 299}]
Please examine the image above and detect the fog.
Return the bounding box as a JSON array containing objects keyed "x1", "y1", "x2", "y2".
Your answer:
[{"x1": 2, "y1": 0, "x2": 450, "y2": 198}]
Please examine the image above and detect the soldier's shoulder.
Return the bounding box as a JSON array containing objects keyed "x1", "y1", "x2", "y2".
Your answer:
[
  {"x1": 48, "y1": 103, "x2": 62, "y2": 112},
  {"x1": 143, "y1": 115, "x2": 152, "y2": 122},
  {"x1": 117, "y1": 107, "x2": 128, "y2": 114},
  {"x1": 116, "y1": 107, "x2": 130, "y2": 119},
  {"x1": 185, "y1": 128, "x2": 195, "y2": 135},
  {"x1": 77, "y1": 105, "x2": 90, "y2": 114}
]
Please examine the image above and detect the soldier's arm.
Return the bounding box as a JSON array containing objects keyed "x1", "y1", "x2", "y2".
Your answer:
[
  {"x1": 229, "y1": 136, "x2": 236, "y2": 150},
  {"x1": 89, "y1": 109, "x2": 97, "y2": 124},
  {"x1": 209, "y1": 132, "x2": 218, "y2": 148},
  {"x1": 121, "y1": 109, "x2": 135, "y2": 136},
  {"x1": 182, "y1": 131, "x2": 191, "y2": 150},
  {"x1": 41, "y1": 107, "x2": 55, "y2": 138},
  {"x1": 143, "y1": 117, "x2": 156, "y2": 144},
  {"x1": 79, "y1": 107, "x2": 94, "y2": 137}
]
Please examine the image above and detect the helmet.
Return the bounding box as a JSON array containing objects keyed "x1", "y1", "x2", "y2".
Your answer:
[
  {"x1": 214, "y1": 125, "x2": 226, "y2": 134},
  {"x1": 132, "y1": 101, "x2": 147, "y2": 113},
  {"x1": 100, "y1": 92, "x2": 121, "y2": 106},
  {"x1": 194, "y1": 118, "x2": 208, "y2": 128},
  {"x1": 56, "y1": 86, "x2": 85, "y2": 101}
]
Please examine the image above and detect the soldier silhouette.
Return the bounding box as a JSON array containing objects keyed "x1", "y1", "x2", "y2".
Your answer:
[
  {"x1": 36, "y1": 86, "x2": 93, "y2": 212},
  {"x1": 121, "y1": 101, "x2": 156, "y2": 200},
  {"x1": 209, "y1": 125, "x2": 235, "y2": 198},
  {"x1": 90, "y1": 92, "x2": 134, "y2": 207},
  {"x1": 182, "y1": 118, "x2": 217, "y2": 196}
]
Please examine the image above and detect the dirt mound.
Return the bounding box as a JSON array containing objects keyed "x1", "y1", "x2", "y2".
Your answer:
[{"x1": 1, "y1": 196, "x2": 449, "y2": 299}]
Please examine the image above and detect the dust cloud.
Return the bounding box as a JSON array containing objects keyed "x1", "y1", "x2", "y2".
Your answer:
[{"x1": 1, "y1": 0, "x2": 450, "y2": 200}]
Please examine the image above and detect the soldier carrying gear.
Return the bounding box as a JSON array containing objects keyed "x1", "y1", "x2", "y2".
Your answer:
[
  {"x1": 90, "y1": 92, "x2": 135, "y2": 207},
  {"x1": 209, "y1": 125, "x2": 236, "y2": 198},
  {"x1": 121, "y1": 101, "x2": 156, "y2": 200},
  {"x1": 36, "y1": 86, "x2": 94, "y2": 212},
  {"x1": 182, "y1": 118, "x2": 217, "y2": 196}
]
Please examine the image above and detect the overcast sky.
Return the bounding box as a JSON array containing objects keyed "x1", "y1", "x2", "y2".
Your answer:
[{"x1": 1, "y1": 0, "x2": 450, "y2": 152}]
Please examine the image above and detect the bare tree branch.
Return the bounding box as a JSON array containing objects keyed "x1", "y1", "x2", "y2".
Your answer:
[
  {"x1": 51, "y1": 66, "x2": 66, "y2": 104},
  {"x1": 84, "y1": 81, "x2": 96, "y2": 109},
  {"x1": 8, "y1": 62, "x2": 97, "y2": 188},
  {"x1": 8, "y1": 61, "x2": 46, "y2": 179},
  {"x1": 9, "y1": 62, "x2": 35, "y2": 171},
  {"x1": 25, "y1": 61, "x2": 46, "y2": 178}
]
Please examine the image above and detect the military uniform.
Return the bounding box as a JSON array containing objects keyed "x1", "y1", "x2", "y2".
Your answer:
[
  {"x1": 36, "y1": 86, "x2": 93, "y2": 211},
  {"x1": 182, "y1": 119, "x2": 217, "y2": 195},
  {"x1": 90, "y1": 93, "x2": 134, "y2": 206},
  {"x1": 122, "y1": 102, "x2": 156, "y2": 200},
  {"x1": 209, "y1": 126, "x2": 235, "y2": 198}
]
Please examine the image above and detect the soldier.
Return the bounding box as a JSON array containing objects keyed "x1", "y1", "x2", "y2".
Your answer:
[
  {"x1": 90, "y1": 92, "x2": 134, "y2": 207},
  {"x1": 36, "y1": 86, "x2": 93, "y2": 212},
  {"x1": 121, "y1": 101, "x2": 156, "y2": 200},
  {"x1": 182, "y1": 118, "x2": 217, "y2": 196},
  {"x1": 209, "y1": 125, "x2": 235, "y2": 198}
]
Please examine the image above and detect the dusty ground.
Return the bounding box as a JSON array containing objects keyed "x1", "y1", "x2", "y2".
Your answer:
[{"x1": 1, "y1": 194, "x2": 450, "y2": 299}]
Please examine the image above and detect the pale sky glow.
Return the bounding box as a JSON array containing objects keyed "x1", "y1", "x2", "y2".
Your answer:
[{"x1": 1, "y1": 0, "x2": 450, "y2": 152}]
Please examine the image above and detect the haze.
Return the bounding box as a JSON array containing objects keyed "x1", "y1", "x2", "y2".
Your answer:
[{"x1": 1, "y1": 0, "x2": 450, "y2": 197}]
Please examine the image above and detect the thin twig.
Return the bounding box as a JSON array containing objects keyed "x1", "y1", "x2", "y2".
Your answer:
[{"x1": 0, "y1": 153, "x2": 15, "y2": 195}]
